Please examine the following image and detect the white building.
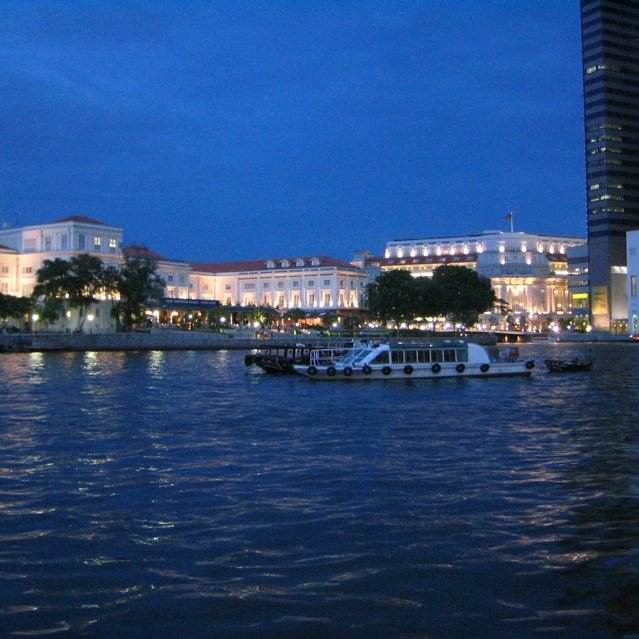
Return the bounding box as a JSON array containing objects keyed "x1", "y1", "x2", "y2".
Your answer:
[
  {"x1": 190, "y1": 257, "x2": 367, "y2": 311},
  {"x1": 0, "y1": 216, "x2": 124, "y2": 332},
  {"x1": 356, "y1": 230, "x2": 586, "y2": 322},
  {"x1": 627, "y1": 231, "x2": 639, "y2": 335}
]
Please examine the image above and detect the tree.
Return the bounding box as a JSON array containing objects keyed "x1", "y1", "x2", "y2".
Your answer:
[
  {"x1": 366, "y1": 270, "x2": 418, "y2": 324},
  {"x1": 67, "y1": 254, "x2": 107, "y2": 328},
  {"x1": 33, "y1": 254, "x2": 107, "y2": 329},
  {"x1": 32, "y1": 258, "x2": 73, "y2": 325},
  {"x1": 0, "y1": 293, "x2": 31, "y2": 327},
  {"x1": 431, "y1": 265, "x2": 495, "y2": 326},
  {"x1": 112, "y1": 256, "x2": 165, "y2": 330}
]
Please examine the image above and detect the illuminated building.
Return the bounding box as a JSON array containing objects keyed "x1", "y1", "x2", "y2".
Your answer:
[
  {"x1": 356, "y1": 231, "x2": 586, "y2": 325},
  {"x1": 581, "y1": 0, "x2": 639, "y2": 331}
]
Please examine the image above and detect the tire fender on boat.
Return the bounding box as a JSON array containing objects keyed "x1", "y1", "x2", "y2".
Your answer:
[
  {"x1": 480, "y1": 364, "x2": 490, "y2": 373},
  {"x1": 403, "y1": 365, "x2": 413, "y2": 375},
  {"x1": 525, "y1": 360, "x2": 535, "y2": 370},
  {"x1": 362, "y1": 365, "x2": 372, "y2": 375},
  {"x1": 456, "y1": 363, "x2": 465, "y2": 373},
  {"x1": 307, "y1": 366, "x2": 317, "y2": 376},
  {"x1": 382, "y1": 366, "x2": 392, "y2": 376},
  {"x1": 327, "y1": 366, "x2": 336, "y2": 377},
  {"x1": 343, "y1": 366, "x2": 353, "y2": 377},
  {"x1": 431, "y1": 363, "x2": 441, "y2": 374}
]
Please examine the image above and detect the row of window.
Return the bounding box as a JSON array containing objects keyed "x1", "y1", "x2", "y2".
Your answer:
[{"x1": 371, "y1": 348, "x2": 469, "y2": 365}]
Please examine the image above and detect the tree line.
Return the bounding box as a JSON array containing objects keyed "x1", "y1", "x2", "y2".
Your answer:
[
  {"x1": 0, "y1": 253, "x2": 164, "y2": 331},
  {"x1": 366, "y1": 266, "x2": 496, "y2": 327}
]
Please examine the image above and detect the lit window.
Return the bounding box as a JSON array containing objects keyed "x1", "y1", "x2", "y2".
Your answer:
[
  {"x1": 631, "y1": 275, "x2": 637, "y2": 298},
  {"x1": 498, "y1": 244, "x2": 505, "y2": 253},
  {"x1": 94, "y1": 236, "x2": 101, "y2": 247}
]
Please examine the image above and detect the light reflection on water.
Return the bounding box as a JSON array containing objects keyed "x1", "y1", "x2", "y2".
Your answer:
[{"x1": 0, "y1": 343, "x2": 638, "y2": 637}]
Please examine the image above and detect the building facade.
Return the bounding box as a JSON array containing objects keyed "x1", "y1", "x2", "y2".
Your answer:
[
  {"x1": 627, "y1": 230, "x2": 639, "y2": 333},
  {"x1": 1, "y1": 216, "x2": 367, "y2": 331},
  {"x1": 581, "y1": 0, "x2": 639, "y2": 331},
  {"x1": 356, "y1": 231, "x2": 586, "y2": 324},
  {"x1": 190, "y1": 257, "x2": 367, "y2": 311}
]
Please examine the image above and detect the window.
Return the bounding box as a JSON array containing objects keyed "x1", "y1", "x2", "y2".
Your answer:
[
  {"x1": 431, "y1": 350, "x2": 443, "y2": 362},
  {"x1": 61, "y1": 235, "x2": 68, "y2": 250},
  {"x1": 444, "y1": 349, "x2": 456, "y2": 362},
  {"x1": 391, "y1": 351, "x2": 404, "y2": 364},
  {"x1": 405, "y1": 351, "x2": 417, "y2": 364},
  {"x1": 179, "y1": 275, "x2": 186, "y2": 284},
  {"x1": 44, "y1": 236, "x2": 52, "y2": 251},
  {"x1": 109, "y1": 238, "x2": 117, "y2": 253},
  {"x1": 243, "y1": 282, "x2": 256, "y2": 290},
  {"x1": 1, "y1": 265, "x2": 8, "y2": 274},
  {"x1": 277, "y1": 281, "x2": 284, "y2": 288},
  {"x1": 292, "y1": 281, "x2": 299, "y2": 287},
  {"x1": 323, "y1": 279, "x2": 330, "y2": 286},
  {"x1": 225, "y1": 284, "x2": 231, "y2": 291},
  {"x1": 632, "y1": 275, "x2": 638, "y2": 298},
  {"x1": 307, "y1": 280, "x2": 314, "y2": 286},
  {"x1": 93, "y1": 236, "x2": 101, "y2": 250},
  {"x1": 263, "y1": 282, "x2": 269, "y2": 289},
  {"x1": 323, "y1": 293, "x2": 331, "y2": 306},
  {"x1": 418, "y1": 350, "x2": 431, "y2": 363},
  {"x1": 22, "y1": 266, "x2": 33, "y2": 274},
  {"x1": 78, "y1": 234, "x2": 85, "y2": 250},
  {"x1": 371, "y1": 351, "x2": 390, "y2": 365},
  {"x1": 167, "y1": 275, "x2": 174, "y2": 282},
  {"x1": 202, "y1": 284, "x2": 209, "y2": 292}
]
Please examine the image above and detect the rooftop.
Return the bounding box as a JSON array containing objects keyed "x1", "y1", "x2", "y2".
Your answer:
[
  {"x1": 191, "y1": 256, "x2": 360, "y2": 274},
  {"x1": 53, "y1": 215, "x2": 112, "y2": 227},
  {"x1": 123, "y1": 245, "x2": 186, "y2": 264}
]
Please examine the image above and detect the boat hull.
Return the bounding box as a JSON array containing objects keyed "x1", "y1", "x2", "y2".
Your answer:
[{"x1": 293, "y1": 361, "x2": 534, "y2": 380}]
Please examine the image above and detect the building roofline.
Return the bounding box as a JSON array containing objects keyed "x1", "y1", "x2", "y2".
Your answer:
[{"x1": 388, "y1": 231, "x2": 585, "y2": 243}]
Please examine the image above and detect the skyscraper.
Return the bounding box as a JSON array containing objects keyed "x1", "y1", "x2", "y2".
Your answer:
[{"x1": 581, "y1": 0, "x2": 639, "y2": 331}]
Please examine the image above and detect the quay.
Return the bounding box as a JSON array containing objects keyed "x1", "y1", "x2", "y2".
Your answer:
[{"x1": 0, "y1": 329, "x2": 501, "y2": 354}]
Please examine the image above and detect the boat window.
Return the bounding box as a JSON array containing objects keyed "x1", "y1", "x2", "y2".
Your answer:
[
  {"x1": 431, "y1": 350, "x2": 443, "y2": 362},
  {"x1": 456, "y1": 348, "x2": 468, "y2": 362},
  {"x1": 391, "y1": 351, "x2": 404, "y2": 364},
  {"x1": 371, "y1": 351, "x2": 390, "y2": 365},
  {"x1": 405, "y1": 351, "x2": 417, "y2": 363},
  {"x1": 444, "y1": 349, "x2": 456, "y2": 362},
  {"x1": 418, "y1": 350, "x2": 430, "y2": 363}
]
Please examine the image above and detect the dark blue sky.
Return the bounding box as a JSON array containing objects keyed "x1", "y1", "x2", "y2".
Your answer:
[{"x1": 1, "y1": 1, "x2": 585, "y2": 262}]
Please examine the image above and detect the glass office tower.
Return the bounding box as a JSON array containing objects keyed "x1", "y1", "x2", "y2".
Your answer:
[{"x1": 581, "y1": 0, "x2": 639, "y2": 331}]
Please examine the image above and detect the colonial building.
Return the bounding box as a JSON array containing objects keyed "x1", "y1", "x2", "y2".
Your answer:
[
  {"x1": 0, "y1": 215, "x2": 124, "y2": 297},
  {"x1": 0, "y1": 216, "x2": 124, "y2": 331},
  {"x1": 190, "y1": 257, "x2": 367, "y2": 311},
  {"x1": 355, "y1": 231, "x2": 586, "y2": 321}
]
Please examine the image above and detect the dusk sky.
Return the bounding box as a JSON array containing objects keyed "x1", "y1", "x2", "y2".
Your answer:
[{"x1": 1, "y1": 1, "x2": 585, "y2": 263}]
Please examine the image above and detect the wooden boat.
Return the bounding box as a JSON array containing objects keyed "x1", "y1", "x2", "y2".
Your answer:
[
  {"x1": 544, "y1": 357, "x2": 593, "y2": 373},
  {"x1": 245, "y1": 342, "x2": 353, "y2": 374}
]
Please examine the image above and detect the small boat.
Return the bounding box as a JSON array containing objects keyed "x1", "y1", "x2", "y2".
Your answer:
[
  {"x1": 544, "y1": 357, "x2": 593, "y2": 373},
  {"x1": 293, "y1": 340, "x2": 535, "y2": 380},
  {"x1": 245, "y1": 341, "x2": 354, "y2": 374}
]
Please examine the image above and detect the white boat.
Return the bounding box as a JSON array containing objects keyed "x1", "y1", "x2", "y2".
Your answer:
[{"x1": 293, "y1": 340, "x2": 535, "y2": 380}]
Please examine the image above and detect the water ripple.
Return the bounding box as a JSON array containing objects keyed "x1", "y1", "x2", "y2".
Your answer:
[{"x1": 1, "y1": 344, "x2": 639, "y2": 637}]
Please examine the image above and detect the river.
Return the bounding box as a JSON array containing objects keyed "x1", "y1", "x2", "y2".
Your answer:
[{"x1": 1, "y1": 343, "x2": 638, "y2": 638}]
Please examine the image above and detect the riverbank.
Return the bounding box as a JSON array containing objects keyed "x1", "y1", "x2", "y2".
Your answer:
[{"x1": 0, "y1": 329, "x2": 500, "y2": 353}]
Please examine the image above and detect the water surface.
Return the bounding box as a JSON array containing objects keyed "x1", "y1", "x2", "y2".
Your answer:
[{"x1": 1, "y1": 343, "x2": 639, "y2": 638}]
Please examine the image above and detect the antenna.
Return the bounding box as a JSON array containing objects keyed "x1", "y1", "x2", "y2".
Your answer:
[{"x1": 505, "y1": 210, "x2": 514, "y2": 233}]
